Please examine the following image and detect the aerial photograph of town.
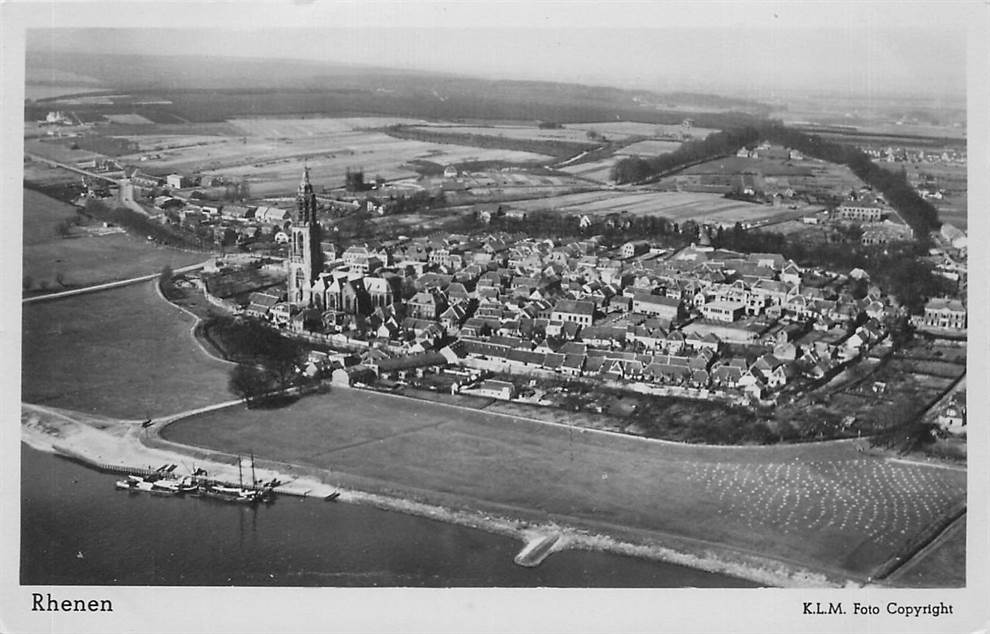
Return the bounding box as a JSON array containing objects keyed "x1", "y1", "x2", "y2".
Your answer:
[{"x1": 5, "y1": 1, "x2": 985, "y2": 632}]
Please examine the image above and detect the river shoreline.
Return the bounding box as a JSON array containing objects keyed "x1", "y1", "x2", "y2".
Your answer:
[{"x1": 21, "y1": 401, "x2": 858, "y2": 588}]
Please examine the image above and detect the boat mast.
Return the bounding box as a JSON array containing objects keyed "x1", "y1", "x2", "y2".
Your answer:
[
  {"x1": 250, "y1": 451, "x2": 257, "y2": 488},
  {"x1": 238, "y1": 456, "x2": 243, "y2": 488}
]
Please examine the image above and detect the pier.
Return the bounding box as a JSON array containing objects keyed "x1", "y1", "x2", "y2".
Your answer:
[
  {"x1": 513, "y1": 533, "x2": 561, "y2": 567},
  {"x1": 51, "y1": 444, "x2": 346, "y2": 500}
]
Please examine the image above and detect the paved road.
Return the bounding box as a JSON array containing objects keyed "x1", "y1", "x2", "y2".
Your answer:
[
  {"x1": 22, "y1": 260, "x2": 210, "y2": 304},
  {"x1": 25, "y1": 152, "x2": 120, "y2": 186},
  {"x1": 26, "y1": 153, "x2": 150, "y2": 216}
]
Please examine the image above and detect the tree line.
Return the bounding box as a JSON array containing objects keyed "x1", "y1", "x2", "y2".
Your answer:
[{"x1": 610, "y1": 127, "x2": 763, "y2": 183}]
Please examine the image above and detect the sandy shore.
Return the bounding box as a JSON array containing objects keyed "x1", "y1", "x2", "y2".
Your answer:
[{"x1": 21, "y1": 401, "x2": 855, "y2": 588}]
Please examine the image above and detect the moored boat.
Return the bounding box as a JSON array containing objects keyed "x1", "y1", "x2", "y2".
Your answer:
[
  {"x1": 115, "y1": 474, "x2": 175, "y2": 495},
  {"x1": 200, "y1": 482, "x2": 264, "y2": 504},
  {"x1": 152, "y1": 475, "x2": 199, "y2": 495}
]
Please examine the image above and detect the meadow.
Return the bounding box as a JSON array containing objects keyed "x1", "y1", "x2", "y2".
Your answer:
[
  {"x1": 22, "y1": 188, "x2": 206, "y2": 291},
  {"x1": 21, "y1": 282, "x2": 233, "y2": 419},
  {"x1": 163, "y1": 387, "x2": 966, "y2": 582}
]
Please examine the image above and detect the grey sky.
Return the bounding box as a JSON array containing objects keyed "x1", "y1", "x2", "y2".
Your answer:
[{"x1": 25, "y1": 2, "x2": 971, "y2": 98}]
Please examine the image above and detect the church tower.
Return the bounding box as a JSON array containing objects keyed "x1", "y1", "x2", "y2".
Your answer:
[{"x1": 287, "y1": 167, "x2": 323, "y2": 306}]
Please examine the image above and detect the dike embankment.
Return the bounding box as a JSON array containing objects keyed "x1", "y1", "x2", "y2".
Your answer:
[{"x1": 21, "y1": 401, "x2": 862, "y2": 587}]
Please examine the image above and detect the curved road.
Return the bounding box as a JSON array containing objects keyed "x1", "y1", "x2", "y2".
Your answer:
[{"x1": 22, "y1": 260, "x2": 211, "y2": 304}]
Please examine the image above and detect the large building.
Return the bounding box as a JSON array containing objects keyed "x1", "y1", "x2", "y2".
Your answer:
[
  {"x1": 922, "y1": 298, "x2": 967, "y2": 330},
  {"x1": 836, "y1": 202, "x2": 885, "y2": 223},
  {"x1": 287, "y1": 167, "x2": 324, "y2": 306}
]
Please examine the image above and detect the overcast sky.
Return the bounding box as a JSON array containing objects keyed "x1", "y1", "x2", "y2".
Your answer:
[{"x1": 24, "y1": 2, "x2": 972, "y2": 99}]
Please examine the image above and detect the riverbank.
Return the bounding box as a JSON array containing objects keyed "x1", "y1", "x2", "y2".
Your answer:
[{"x1": 21, "y1": 401, "x2": 840, "y2": 588}]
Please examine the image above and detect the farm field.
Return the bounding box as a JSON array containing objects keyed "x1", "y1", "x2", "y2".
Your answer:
[
  {"x1": 22, "y1": 160, "x2": 87, "y2": 185},
  {"x1": 879, "y1": 161, "x2": 968, "y2": 230},
  {"x1": 101, "y1": 117, "x2": 555, "y2": 197},
  {"x1": 104, "y1": 113, "x2": 156, "y2": 125},
  {"x1": 208, "y1": 142, "x2": 552, "y2": 197},
  {"x1": 616, "y1": 139, "x2": 684, "y2": 156},
  {"x1": 115, "y1": 134, "x2": 231, "y2": 153},
  {"x1": 24, "y1": 137, "x2": 106, "y2": 165},
  {"x1": 24, "y1": 84, "x2": 107, "y2": 101},
  {"x1": 164, "y1": 388, "x2": 965, "y2": 582},
  {"x1": 772, "y1": 109, "x2": 967, "y2": 141},
  {"x1": 799, "y1": 159, "x2": 869, "y2": 191},
  {"x1": 22, "y1": 188, "x2": 206, "y2": 291},
  {"x1": 24, "y1": 117, "x2": 556, "y2": 197},
  {"x1": 507, "y1": 190, "x2": 783, "y2": 225},
  {"x1": 565, "y1": 121, "x2": 720, "y2": 139},
  {"x1": 559, "y1": 157, "x2": 621, "y2": 183},
  {"x1": 21, "y1": 282, "x2": 233, "y2": 419},
  {"x1": 755, "y1": 219, "x2": 823, "y2": 236},
  {"x1": 410, "y1": 124, "x2": 603, "y2": 143},
  {"x1": 681, "y1": 156, "x2": 815, "y2": 177},
  {"x1": 660, "y1": 157, "x2": 868, "y2": 200},
  {"x1": 453, "y1": 170, "x2": 582, "y2": 189},
  {"x1": 229, "y1": 116, "x2": 427, "y2": 137}
]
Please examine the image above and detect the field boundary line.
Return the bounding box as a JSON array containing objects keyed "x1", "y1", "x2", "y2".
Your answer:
[
  {"x1": 346, "y1": 386, "x2": 865, "y2": 453},
  {"x1": 886, "y1": 457, "x2": 966, "y2": 472}
]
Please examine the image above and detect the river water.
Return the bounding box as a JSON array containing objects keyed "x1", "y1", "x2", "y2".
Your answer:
[{"x1": 20, "y1": 445, "x2": 757, "y2": 587}]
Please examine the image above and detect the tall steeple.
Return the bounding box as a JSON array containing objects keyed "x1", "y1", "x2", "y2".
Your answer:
[{"x1": 297, "y1": 165, "x2": 317, "y2": 225}]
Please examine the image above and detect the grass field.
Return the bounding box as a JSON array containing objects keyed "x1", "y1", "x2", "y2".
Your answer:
[
  {"x1": 22, "y1": 188, "x2": 207, "y2": 291},
  {"x1": 163, "y1": 388, "x2": 965, "y2": 581},
  {"x1": 21, "y1": 282, "x2": 233, "y2": 418},
  {"x1": 22, "y1": 188, "x2": 77, "y2": 246},
  {"x1": 24, "y1": 235, "x2": 206, "y2": 291}
]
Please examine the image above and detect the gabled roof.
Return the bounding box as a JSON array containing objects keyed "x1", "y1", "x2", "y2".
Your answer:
[
  {"x1": 562, "y1": 354, "x2": 585, "y2": 370},
  {"x1": 552, "y1": 299, "x2": 595, "y2": 316}
]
